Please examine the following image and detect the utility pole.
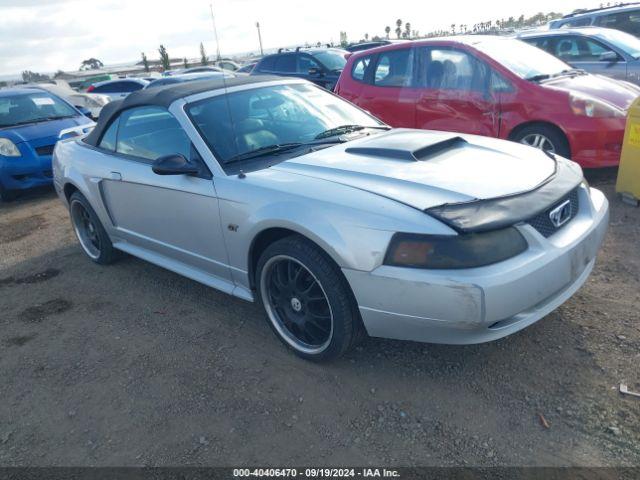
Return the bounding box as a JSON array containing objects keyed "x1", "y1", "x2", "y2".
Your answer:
[
  {"x1": 209, "y1": 3, "x2": 222, "y2": 61},
  {"x1": 256, "y1": 21, "x2": 264, "y2": 56}
]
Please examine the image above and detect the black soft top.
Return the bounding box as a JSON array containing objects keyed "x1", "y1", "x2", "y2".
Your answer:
[{"x1": 84, "y1": 75, "x2": 283, "y2": 147}]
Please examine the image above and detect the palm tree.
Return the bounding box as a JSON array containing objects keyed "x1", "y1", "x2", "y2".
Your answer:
[
  {"x1": 200, "y1": 42, "x2": 208, "y2": 66},
  {"x1": 396, "y1": 18, "x2": 402, "y2": 39},
  {"x1": 141, "y1": 52, "x2": 149, "y2": 72},
  {"x1": 158, "y1": 45, "x2": 170, "y2": 71},
  {"x1": 385, "y1": 26, "x2": 391, "y2": 39},
  {"x1": 450, "y1": 23, "x2": 456, "y2": 34},
  {"x1": 405, "y1": 22, "x2": 411, "y2": 38}
]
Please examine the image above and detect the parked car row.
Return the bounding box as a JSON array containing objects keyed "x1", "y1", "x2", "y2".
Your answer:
[
  {"x1": 549, "y1": 3, "x2": 640, "y2": 37},
  {"x1": 3, "y1": 22, "x2": 640, "y2": 204}
]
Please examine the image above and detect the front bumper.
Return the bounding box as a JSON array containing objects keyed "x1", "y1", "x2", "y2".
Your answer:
[
  {"x1": 343, "y1": 186, "x2": 609, "y2": 344},
  {"x1": 566, "y1": 117, "x2": 625, "y2": 169},
  {"x1": 0, "y1": 154, "x2": 53, "y2": 191}
]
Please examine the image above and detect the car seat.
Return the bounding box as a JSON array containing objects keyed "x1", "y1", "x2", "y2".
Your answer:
[
  {"x1": 557, "y1": 40, "x2": 574, "y2": 61},
  {"x1": 442, "y1": 60, "x2": 458, "y2": 89},
  {"x1": 426, "y1": 61, "x2": 444, "y2": 88},
  {"x1": 237, "y1": 118, "x2": 279, "y2": 152}
]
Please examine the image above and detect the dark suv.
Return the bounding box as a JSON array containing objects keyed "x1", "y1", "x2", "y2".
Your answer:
[{"x1": 251, "y1": 47, "x2": 348, "y2": 90}]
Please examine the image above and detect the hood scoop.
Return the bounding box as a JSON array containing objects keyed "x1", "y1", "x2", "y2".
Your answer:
[{"x1": 345, "y1": 135, "x2": 467, "y2": 161}]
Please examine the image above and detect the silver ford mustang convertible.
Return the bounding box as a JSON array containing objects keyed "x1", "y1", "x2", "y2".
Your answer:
[{"x1": 53, "y1": 76, "x2": 609, "y2": 360}]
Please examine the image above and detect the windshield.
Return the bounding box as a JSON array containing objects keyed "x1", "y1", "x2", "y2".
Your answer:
[
  {"x1": 313, "y1": 51, "x2": 347, "y2": 71},
  {"x1": 187, "y1": 83, "x2": 382, "y2": 164},
  {"x1": 474, "y1": 38, "x2": 571, "y2": 80},
  {"x1": 598, "y1": 29, "x2": 640, "y2": 59},
  {"x1": 0, "y1": 91, "x2": 77, "y2": 127}
]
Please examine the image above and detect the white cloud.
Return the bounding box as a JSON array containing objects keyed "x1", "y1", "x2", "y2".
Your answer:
[{"x1": 0, "y1": 0, "x2": 604, "y2": 76}]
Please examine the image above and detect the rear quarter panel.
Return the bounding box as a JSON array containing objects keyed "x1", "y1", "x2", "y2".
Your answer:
[{"x1": 53, "y1": 139, "x2": 118, "y2": 234}]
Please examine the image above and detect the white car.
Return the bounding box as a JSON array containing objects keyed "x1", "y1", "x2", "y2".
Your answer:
[
  {"x1": 52, "y1": 77, "x2": 609, "y2": 360},
  {"x1": 87, "y1": 78, "x2": 149, "y2": 100}
]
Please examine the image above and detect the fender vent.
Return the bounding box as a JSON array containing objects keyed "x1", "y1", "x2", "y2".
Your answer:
[{"x1": 35, "y1": 144, "x2": 55, "y2": 156}]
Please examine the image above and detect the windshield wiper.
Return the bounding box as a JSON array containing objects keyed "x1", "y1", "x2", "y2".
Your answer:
[
  {"x1": 3, "y1": 115, "x2": 75, "y2": 128},
  {"x1": 526, "y1": 69, "x2": 587, "y2": 83},
  {"x1": 525, "y1": 74, "x2": 551, "y2": 82},
  {"x1": 314, "y1": 124, "x2": 389, "y2": 140},
  {"x1": 556, "y1": 68, "x2": 587, "y2": 77},
  {"x1": 45, "y1": 115, "x2": 76, "y2": 120},
  {"x1": 226, "y1": 143, "x2": 304, "y2": 163}
]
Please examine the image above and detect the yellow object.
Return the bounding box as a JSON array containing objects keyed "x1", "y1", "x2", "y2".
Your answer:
[
  {"x1": 628, "y1": 121, "x2": 640, "y2": 148},
  {"x1": 616, "y1": 97, "x2": 640, "y2": 206}
]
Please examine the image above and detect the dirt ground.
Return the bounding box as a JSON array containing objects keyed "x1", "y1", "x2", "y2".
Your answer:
[{"x1": 0, "y1": 171, "x2": 638, "y2": 467}]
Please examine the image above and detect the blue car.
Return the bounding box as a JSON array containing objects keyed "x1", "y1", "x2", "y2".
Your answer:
[{"x1": 0, "y1": 88, "x2": 93, "y2": 201}]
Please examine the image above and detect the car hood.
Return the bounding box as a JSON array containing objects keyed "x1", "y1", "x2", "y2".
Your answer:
[
  {"x1": 544, "y1": 73, "x2": 639, "y2": 110},
  {"x1": 0, "y1": 116, "x2": 90, "y2": 144},
  {"x1": 272, "y1": 129, "x2": 557, "y2": 210}
]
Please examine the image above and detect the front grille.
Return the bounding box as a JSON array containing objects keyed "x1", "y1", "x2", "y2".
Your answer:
[
  {"x1": 35, "y1": 144, "x2": 55, "y2": 156},
  {"x1": 527, "y1": 188, "x2": 579, "y2": 238}
]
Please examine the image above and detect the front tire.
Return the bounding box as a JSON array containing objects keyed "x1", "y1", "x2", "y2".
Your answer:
[
  {"x1": 69, "y1": 192, "x2": 118, "y2": 265},
  {"x1": 256, "y1": 236, "x2": 361, "y2": 361},
  {"x1": 512, "y1": 125, "x2": 571, "y2": 159}
]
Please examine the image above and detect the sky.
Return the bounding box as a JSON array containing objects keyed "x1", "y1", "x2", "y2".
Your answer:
[{"x1": 0, "y1": 0, "x2": 605, "y2": 78}]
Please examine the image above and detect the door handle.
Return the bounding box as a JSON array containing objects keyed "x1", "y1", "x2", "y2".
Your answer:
[{"x1": 109, "y1": 171, "x2": 122, "y2": 181}]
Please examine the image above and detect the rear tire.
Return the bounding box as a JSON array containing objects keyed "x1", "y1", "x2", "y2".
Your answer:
[
  {"x1": 69, "y1": 192, "x2": 118, "y2": 265},
  {"x1": 256, "y1": 235, "x2": 362, "y2": 361},
  {"x1": 512, "y1": 125, "x2": 570, "y2": 159}
]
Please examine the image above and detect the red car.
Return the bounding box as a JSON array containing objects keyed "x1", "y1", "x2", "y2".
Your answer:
[{"x1": 335, "y1": 36, "x2": 640, "y2": 168}]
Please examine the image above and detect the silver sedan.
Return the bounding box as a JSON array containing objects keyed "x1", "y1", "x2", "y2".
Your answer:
[
  {"x1": 52, "y1": 77, "x2": 609, "y2": 360},
  {"x1": 518, "y1": 27, "x2": 640, "y2": 85}
]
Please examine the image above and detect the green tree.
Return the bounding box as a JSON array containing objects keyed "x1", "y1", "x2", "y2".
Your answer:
[
  {"x1": 79, "y1": 58, "x2": 103, "y2": 71},
  {"x1": 200, "y1": 42, "x2": 208, "y2": 66},
  {"x1": 21, "y1": 70, "x2": 50, "y2": 82},
  {"x1": 385, "y1": 25, "x2": 391, "y2": 39},
  {"x1": 340, "y1": 31, "x2": 348, "y2": 48},
  {"x1": 405, "y1": 22, "x2": 411, "y2": 38},
  {"x1": 141, "y1": 52, "x2": 150, "y2": 72},
  {"x1": 395, "y1": 18, "x2": 402, "y2": 39},
  {"x1": 158, "y1": 44, "x2": 170, "y2": 71},
  {"x1": 53, "y1": 70, "x2": 66, "y2": 79},
  {"x1": 183, "y1": 57, "x2": 189, "y2": 68}
]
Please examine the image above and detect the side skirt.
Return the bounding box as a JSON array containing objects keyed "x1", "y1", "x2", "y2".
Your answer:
[{"x1": 113, "y1": 241, "x2": 255, "y2": 303}]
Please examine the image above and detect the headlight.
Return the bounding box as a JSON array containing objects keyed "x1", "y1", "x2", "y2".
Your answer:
[
  {"x1": 569, "y1": 93, "x2": 625, "y2": 118},
  {"x1": 0, "y1": 138, "x2": 21, "y2": 157},
  {"x1": 384, "y1": 228, "x2": 527, "y2": 269}
]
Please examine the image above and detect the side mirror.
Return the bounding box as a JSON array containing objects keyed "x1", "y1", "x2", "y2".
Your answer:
[
  {"x1": 76, "y1": 106, "x2": 92, "y2": 117},
  {"x1": 599, "y1": 51, "x2": 619, "y2": 63},
  {"x1": 152, "y1": 154, "x2": 200, "y2": 176},
  {"x1": 308, "y1": 67, "x2": 321, "y2": 76}
]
